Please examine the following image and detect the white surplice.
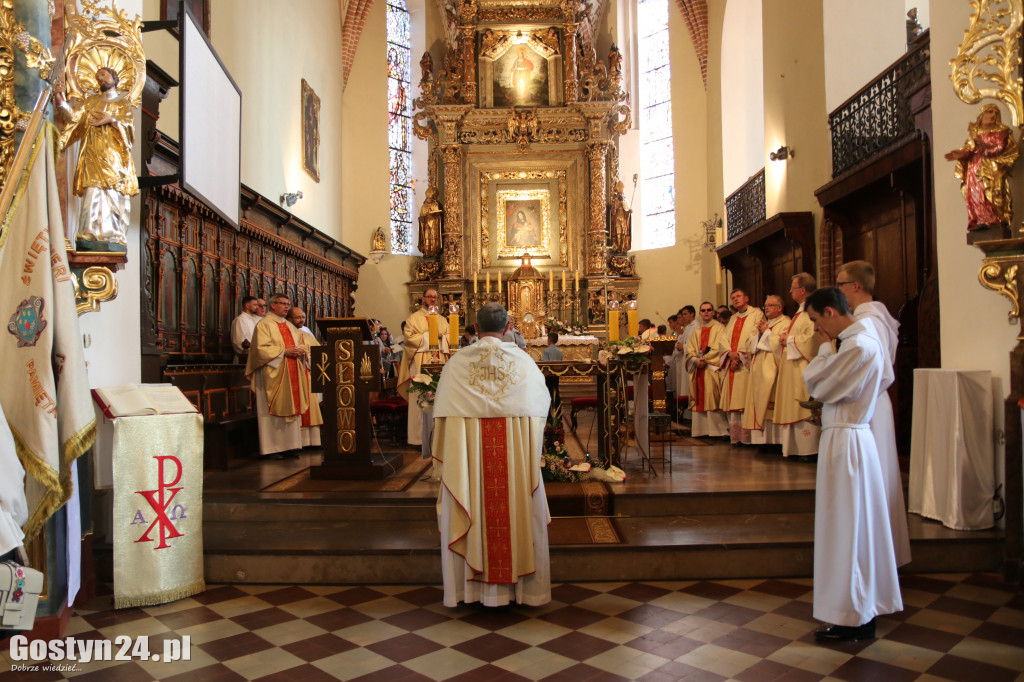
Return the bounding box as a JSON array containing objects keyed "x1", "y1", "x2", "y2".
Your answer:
[
  {"x1": 854, "y1": 301, "x2": 911, "y2": 567},
  {"x1": 803, "y1": 320, "x2": 903, "y2": 627},
  {"x1": 230, "y1": 311, "x2": 260, "y2": 361},
  {"x1": 432, "y1": 337, "x2": 552, "y2": 607}
]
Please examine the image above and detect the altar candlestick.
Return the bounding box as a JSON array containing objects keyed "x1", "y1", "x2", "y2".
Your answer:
[
  {"x1": 473, "y1": 271, "x2": 478, "y2": 293},
  {"x1": 448, "y1": 314, "x2": 459, "y2": 347},
  {"x1": 486, "y1": 272, "x2": 491, "y2": 293},
  {"x1": 428, "y1": 314, "x2": 439, "y2": 347},
  {"x1": 549, "y1": 270, "x2": 554, "y2": 290},
  {"x1": 497, "y1": 271, "x2": 502, "y2": 294},
  {"x1": 574, "y1": 271, "x2": 579, "y2": 291},
  {"x1": 627, "y1": 309, "x2": 639, "y2": 338},
  {"x1": 608, "y1": 310, "x2": 620, "y2": 342},
  {"x1": 561, "y1": 270, "x2": 566, "y2": 291}
]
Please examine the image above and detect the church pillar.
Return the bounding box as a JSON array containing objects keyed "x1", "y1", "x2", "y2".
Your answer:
[
  {"x1": 586, "y1": 141, "x2": 609, "y2": 275},
  {"x1": 441, "y1": 144, "x2": 464, "y2": 278}
]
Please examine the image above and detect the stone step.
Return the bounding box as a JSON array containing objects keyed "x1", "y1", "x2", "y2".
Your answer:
[{"x1": 202, "y1": 513, "x2": 1003, "y2": 584}]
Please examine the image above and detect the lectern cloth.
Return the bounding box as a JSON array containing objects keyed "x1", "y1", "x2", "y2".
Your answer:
[
  {"x1": 433, "y1": 337, "x2": 551, "y2": 607},
  {"x1": 854, "y1": 303, "x2": 911, "y2": 566},
  {"x1": 112, "y1": 413, "x2": 204, "y2": 609},
  {"x1": 909, "y1": 369, "x2": 994, "y2": 530},
  {"x1": 804, "y1": 320, "x2": 902, "y2": 627}
]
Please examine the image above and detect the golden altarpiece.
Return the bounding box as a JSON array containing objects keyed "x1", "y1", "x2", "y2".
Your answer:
[{"x1": 408, "y1": 0, "x2": 637, "y2": 339}]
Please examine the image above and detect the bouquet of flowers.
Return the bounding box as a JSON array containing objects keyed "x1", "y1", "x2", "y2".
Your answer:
[
  {"x1": 545, "y1": 318, "x2": 587, "y2": 336},
  {"x1": 408, "y1": 372, "x2": 439, "y2": 407},
  {"x1": 597, "y1": 336, "x2": 652, "y2": 366},
  {"x1": 541, "y1": 416, "x2": 597, "y2": 483}
]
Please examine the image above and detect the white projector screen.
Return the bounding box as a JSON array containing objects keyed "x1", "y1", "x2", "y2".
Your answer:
[{"x1": 180, "y1": 5, "x2": 241, "y2": 227}]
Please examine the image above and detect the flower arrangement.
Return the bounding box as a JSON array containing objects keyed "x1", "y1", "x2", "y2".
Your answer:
[
  {"x1": 408, "y1": 372, "x2": 439, "y2": 407},
  {"x1": 545, "y1": 318, "x2": 587, "y2": 336},
  {"x1": 541, "y1": 415, "x2": 603, "y2": 483},
  {"x1": 597, "y1": 336, "x2": 652, "y2": 366}
]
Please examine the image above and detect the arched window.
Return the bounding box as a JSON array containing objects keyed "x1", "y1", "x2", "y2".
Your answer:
[
  {"x1": 387, "y1": 0, "x2": 413, "y2": 254},
  {"x1": 638, "y1": 0, "x2": 675, "y2": 249}
]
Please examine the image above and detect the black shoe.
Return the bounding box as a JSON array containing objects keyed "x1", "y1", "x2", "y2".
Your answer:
[
  {"x1": 284, "y1": 450, "x2": 300, "y2": 459},
  {"x1": 265, "y1": 453, "x2": 286, "y2": 461},
  {"x1": 794, "y1": 454, "x2": 818, "y2": 463},
  {"x1": 814, "y1": 619, "x2": 875, "y2": 643}
]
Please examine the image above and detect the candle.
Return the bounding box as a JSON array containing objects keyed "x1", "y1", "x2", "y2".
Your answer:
[
  {"x1": 549, "y1": 270, "x2": 554, "y2": 290},
  {"x1": 561, "y1": 270, "x2": 566, "y2": 291},
  {"x1": 428, "y1": 314, "x2": 439, "y2": 347},
  {"x1": 486, "y1": 272, "x2": 491, "y2": 293},
  {"x1": 627, "y1": 309, "x2": 638, "y2": 338},
  {"x1": 608, "y1": 310, "x2": 620, "y2": 342},
  {"x1": 448, "y1": 313, "x2": 459, "y2": 348},
  {"x1": 497, "y1": 271, "x2": 502, "y2": 294},
  {"x1": 473, "y1": 271, "x2": 478, "y2": 293},
  {"x1": 574, "y1": 271, "x2": 579, "y2": 291}
]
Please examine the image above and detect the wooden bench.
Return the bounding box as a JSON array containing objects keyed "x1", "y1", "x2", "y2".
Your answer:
[{"x1": 163, "y1": 364, "x2": 258, "y2": 470}]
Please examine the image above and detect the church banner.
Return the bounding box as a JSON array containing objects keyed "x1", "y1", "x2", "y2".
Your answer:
[
  {"x1": 0, "y1": 124, "x2": 95, "y2": 543},
  {"x1": 111, "y1": 413, "x2": 204, "y2": 608}
]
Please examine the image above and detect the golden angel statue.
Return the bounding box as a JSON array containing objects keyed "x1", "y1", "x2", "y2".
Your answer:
[
  {"x1": 945, "y1": 104, "x2": 1019, "y2": 232},
  {"x1": 610, "y1": 180, "x2": 632, "y2": 253},
  {"x1": 56, "y1": 1, "x2": 145, "y2": 248}
]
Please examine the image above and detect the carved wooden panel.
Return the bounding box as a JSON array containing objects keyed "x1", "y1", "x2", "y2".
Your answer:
[{"x1": 141, "y1": 184, "x2": 362, "y2": 378}]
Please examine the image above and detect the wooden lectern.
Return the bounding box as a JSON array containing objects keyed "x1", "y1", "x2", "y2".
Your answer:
[{"x1": 310, "y1": 318, "x2": 403, "y2": 479}]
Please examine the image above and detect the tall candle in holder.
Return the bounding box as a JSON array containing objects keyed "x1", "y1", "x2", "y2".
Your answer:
[
  {"x1": 448, "y1": 313, "x2": 459, "y2": 347},
  {"x1": 497, "y1": 271, "x2": 502, "y2": 294},
  {"x1": 627, "y1": 300, "x2": 639, "y2": 338},
  {"x1": 549, "y1": 270, "x2": 554, "y2": 290},
  {"x1": 561, "y1": 270, "x2": 566, "y2": 291},
  {"x1": 485, "y1": 272, "x2": 491, "y2": 293},
  {"x1": 427, "y1": 310, "x2": 439, "y2": 347},
  {"x1": 608, "y1": 310, "x2": 620, "y2": 342},
  {"x1": 574, "y1": 271, "x2": 579, "y2": 291},
  {"x1": 473, "y1": 271, "x2": 478, "y2": 293}
]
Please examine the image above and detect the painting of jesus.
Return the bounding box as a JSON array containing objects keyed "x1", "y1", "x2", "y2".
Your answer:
[{"x1": 493, "y1": 44, "x2": 548, "y2": 107}]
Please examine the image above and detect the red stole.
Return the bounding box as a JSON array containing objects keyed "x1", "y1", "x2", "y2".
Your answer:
[
  {"x1": 277, "y1": 322, "x2": 302, "y2": 415},
  {"x1": 479, "y1": 418, "x2": 513, "y2": 583}
]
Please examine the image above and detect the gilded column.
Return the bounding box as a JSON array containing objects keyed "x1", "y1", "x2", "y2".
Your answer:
[
  {"x1": 461, "y1": 25, "x2": 477, "y2": 105},
  {"x1": 563, "y1": 21, "x2": 579, "y2": 103},
  {"x1": 441, "y1": 144, "x2": 464, "y2": 277},
  {"x1": 587, "y1": 141, "x2": 609, "y2": 275}
]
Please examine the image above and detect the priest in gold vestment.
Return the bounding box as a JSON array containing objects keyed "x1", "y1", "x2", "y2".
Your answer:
[
  {"x1": 742, "y1": 295, "x2": 790, "y2": 445},
  {"x1": 717, "y1": 289, "x2": 765, "y2": 444},
  {"x1": 774, "y1": 273, "x2": 821, "y2": 459},
  {"x1": 432, "y1": 303, "x2": 551, "y2": 607},
  {"x1": 397, "y1": 288, "x2": 450, "y2": 445},
  {"x1": 686, "y1": 303, "x2": 727, "y2": 437},
  {"x1": 246, "y1": 294, "x2": 321, "y2": 458}
]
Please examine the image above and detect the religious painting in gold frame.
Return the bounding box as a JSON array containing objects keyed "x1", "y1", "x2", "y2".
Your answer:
[
  {"x1": 301, "y1": 79, "x2": 320, "y2": 183},
  {"x1": 496, "y1": 189, "x2": 552, "y2": 259},
  {"x1": 479, "y1": 169, "x2": 569, "y2": 268}
]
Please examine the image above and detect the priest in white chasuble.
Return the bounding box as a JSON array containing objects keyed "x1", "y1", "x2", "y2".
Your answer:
[
  {"x1": 837, "y1": 260, "x2": 911, "y2": 567},
  {"x1": 686, "y1": 303, "x2": 728, "y2": 437},
  {"x1": 803, "y1": 287, "x2": 902, "y2": 642},
  {"x1": 432, "y1": 303, "x2": 552, "y2": 608},
  {"x1": 717, "y1": 289, "x2": 765, "y2": 444},
  {"x1": 742, "y1": 295, "x2": 789, "y2": 445},
  {"x1": 774, "y1": 273, "x2": 821, "y2": 459},
  {"x1": 245, "y1": 294, "x2": 319, "y2": 459},
  {"x1": 397, "y1": 288, "x2": 450, "y2": 446}
]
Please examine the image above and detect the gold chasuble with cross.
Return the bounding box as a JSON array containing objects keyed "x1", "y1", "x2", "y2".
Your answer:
[{"x1": 432, "y1": 337, "x2": 551, "y2": 607}]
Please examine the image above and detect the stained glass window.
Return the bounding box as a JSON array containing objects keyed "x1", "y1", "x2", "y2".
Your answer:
[
  {"x1": 387, "y1": 0, "x2": 413, "y2": 254},
  {"x1": 638, "y1": 0, "x2": 676, "y2": 249}
]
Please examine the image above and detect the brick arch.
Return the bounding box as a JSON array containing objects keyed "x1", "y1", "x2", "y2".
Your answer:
[
  {"x1": 674, "y1": 0, "x2": 708, "y2": 89},
  {"x1": 342, "y1": 0, "x2": 375, "y2": 91}
]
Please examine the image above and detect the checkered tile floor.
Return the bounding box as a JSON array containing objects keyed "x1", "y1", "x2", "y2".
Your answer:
[{"x1": 3, "y1": 573, "x2": 1022, "y2": 681}]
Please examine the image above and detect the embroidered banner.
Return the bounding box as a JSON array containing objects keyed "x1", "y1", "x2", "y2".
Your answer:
[{"x1": 112, "y1": 413, "x2": 204, "y2": 608}]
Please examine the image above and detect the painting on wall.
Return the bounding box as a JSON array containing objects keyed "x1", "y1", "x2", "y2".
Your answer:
[
  {"x1": 497, "y1": 189, "x2": 551, "y2": 259},
  {"x1": 493, "y1": 44, "x2": 549, "y2": 107},
  {"x1": 302, "y1": 79, "x2": 321, "y2": 183}
]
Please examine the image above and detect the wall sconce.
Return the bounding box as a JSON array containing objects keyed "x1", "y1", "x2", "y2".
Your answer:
[
  {"x1": 280, "y1": 191, "x2": 303, "y2": 207},
  {"x1": 770, "y1": 145, "x2": 793, "y2": 161}
]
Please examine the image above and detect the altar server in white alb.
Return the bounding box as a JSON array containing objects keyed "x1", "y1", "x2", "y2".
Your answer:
[
  {"x1": 432, "y1": 302, "x2": 552, "y2": 607},
  {"x1": 836, "y1": 260, "x2": 911, "y2": 567},
  {"x1": 803, "y1": 286, "x2": 902, "y2": 642},
  {"x1": 230, "y1": 295, "x2": 262, "y2": 362}
]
